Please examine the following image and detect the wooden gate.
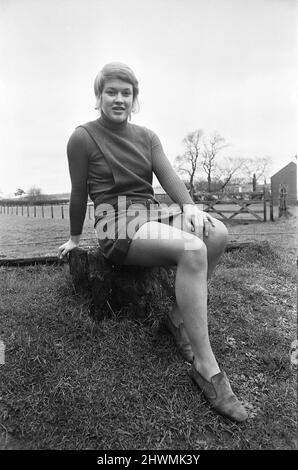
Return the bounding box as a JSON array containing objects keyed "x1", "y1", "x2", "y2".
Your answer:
[{"x1": 199, "y1": 191, "x2": 272, "y2": 221}]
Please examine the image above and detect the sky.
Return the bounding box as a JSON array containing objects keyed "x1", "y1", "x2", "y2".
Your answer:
[{"x1": 0, "y1": 0, "x2": 297, "y2": 196}]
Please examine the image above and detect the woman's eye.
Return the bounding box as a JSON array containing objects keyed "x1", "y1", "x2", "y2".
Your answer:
[{"x1": 105, "y1": 90, "x2": 131, "y2": 97}]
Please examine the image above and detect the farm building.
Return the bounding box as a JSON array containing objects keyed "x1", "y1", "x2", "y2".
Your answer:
[{"x1": 270, "y1": 161, "x2": 297, "y2": 205}]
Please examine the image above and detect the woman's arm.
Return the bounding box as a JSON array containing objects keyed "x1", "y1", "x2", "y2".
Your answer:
[
  {"x1": 58, "y1": 128, "x2": 89, "y2": 258},
  {"x1": 151, "y1": 132, "x2": 194, "y2": 207},
  {"x1": 151, "y1": 131, "x2": 214, "y2": 236}
]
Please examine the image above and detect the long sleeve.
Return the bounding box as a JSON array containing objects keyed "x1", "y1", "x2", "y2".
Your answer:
[
  {"x1": 67, "y1": 128, "x2": 89, "y2": 235},
  {"x1": 150, "y1": 131, "x2": 195, "y2": 207}
]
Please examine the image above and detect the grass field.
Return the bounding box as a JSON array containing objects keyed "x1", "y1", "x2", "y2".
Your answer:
[
  {"x1": 0, "y1": 209, "x2": 97, "y2": 259},
  {"x1": 0, "y1": 241, "x2": 296, "y2": 450}
]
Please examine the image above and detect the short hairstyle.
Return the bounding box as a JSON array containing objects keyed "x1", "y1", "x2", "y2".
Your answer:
[{"x1": 94, "y1": 62, "x2": 139, "y2": 112}]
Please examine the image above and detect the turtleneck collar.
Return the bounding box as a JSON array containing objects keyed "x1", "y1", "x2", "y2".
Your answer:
[{"x1": 98, "y1": 111, "x2": 128, "y2": 131}]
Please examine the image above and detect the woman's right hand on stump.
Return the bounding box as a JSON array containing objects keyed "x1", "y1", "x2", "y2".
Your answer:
[{"x1": 58, "y1": 236, "x2": 80, "y2": 259}]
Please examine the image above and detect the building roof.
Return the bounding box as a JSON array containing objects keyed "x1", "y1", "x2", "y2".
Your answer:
[{"x1": 271, "y1": 161, "x2": 297, "y2": 179}]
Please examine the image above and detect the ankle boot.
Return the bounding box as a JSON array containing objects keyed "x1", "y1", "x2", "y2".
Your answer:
[
  {"x1": 165, "y1": 315, "x2": 194, "y2": 363},
  {"x1": 190, "y1": 364, "x2": 248, "y2": 423}
]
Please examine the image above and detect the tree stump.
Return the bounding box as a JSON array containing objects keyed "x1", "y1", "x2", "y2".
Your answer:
[{"x1": 68, "y1": 247, "x2": 176, "y2": 320}]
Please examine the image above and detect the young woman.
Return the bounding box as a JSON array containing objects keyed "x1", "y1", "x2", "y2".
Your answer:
[{"x1": 58, "y1": 62, "x2": 248, "y2": 423}]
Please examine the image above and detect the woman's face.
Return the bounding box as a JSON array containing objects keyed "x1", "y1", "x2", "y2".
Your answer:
[{"x1": 101, "y1": 78, "x2": 134, "y2": 122}]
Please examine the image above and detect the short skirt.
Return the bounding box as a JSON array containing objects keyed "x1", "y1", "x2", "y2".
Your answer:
[{"x1": 94, "y1": 201, "x2": 203, "y2": 265}]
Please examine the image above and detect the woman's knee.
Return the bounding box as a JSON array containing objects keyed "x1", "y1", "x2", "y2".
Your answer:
[
  {"x1": 206, "y1": 218, "x2": 228, "y2": 251},
  {"x1": 179, "y1": 239, "x2": 208, "y2": 272}
]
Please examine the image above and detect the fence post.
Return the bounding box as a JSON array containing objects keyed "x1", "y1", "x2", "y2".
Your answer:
[
  {"x1": 270, "y1": 194, "x2": 274, "y2": 221},
  {"x1": 263, "y1": 187, "x2": 267, "y2": 221},
  {"x1": 41, "y1": 206, "x2": 44, "y2": 218},
  {"x1": 16, "y1": 206, "x2": 18, "y2": 216},
  {"x1": 51, "y1": 205, "x2": 54, "y2": 218},
  {"x1": 27, "y1": 205, "x2": 29, "y2": 217},
  {"x1": 61, "y1": 205, "x2": 64, "y2": 219},
  {"x1": 279, "y1": 184, "x2": 288, "y2": 217},
  {"x1": 21, "y1": 205, "x2": 24, "y2": 216},
  {"x1": 34, "y1": 206, "x2": 36, "y2": 217}
]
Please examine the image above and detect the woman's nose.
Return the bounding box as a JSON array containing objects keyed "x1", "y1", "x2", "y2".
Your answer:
[{"x1": 115, "y1": 93, "x2": 124, "y2": 103}]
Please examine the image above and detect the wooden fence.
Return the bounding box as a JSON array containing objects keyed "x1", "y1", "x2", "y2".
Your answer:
[
  {"x1": 0, "y1": 202, "x2": 94, "y2": 220},
  {"x1": 0, "y1": 189, "x2": 293, "y2": 222}
]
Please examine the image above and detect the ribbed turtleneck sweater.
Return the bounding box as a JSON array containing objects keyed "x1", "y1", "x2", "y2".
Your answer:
[{"x1": 67, "y1": 112, "x2": 194, "y2": 235}]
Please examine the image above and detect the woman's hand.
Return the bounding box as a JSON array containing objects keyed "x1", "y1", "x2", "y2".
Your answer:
[
  {"x1": 58, "y1": 236, "x2": 80, "y2": 259},
  {"x1": 183, "y1": 204, "x2": 215, "y2": 237}
]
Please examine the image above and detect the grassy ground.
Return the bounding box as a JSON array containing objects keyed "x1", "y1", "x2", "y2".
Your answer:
[
  {"x1": 0, "y1": 238, "x2": 296, "y2": 450},
  {"x1": 0, "y1": 211, "x2": 97, "y2": 259}
]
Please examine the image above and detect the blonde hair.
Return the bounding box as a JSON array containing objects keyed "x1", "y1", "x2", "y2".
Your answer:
[{"x1": 94, "y1": 62, "x2": 139, "y2": 113}]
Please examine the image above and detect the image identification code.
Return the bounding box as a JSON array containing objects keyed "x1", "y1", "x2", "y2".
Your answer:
[{"x1": 97, "y1": 454, "x2": 201, "y2": 466}]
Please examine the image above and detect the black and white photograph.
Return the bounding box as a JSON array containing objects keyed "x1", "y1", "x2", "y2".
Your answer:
[{"x1": 0, "y1": 0, "x2": 297, "y2": 456}]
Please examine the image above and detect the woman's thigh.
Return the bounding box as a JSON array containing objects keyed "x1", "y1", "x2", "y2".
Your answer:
[{"x1": 124, "y1": 220, "x2": 205, "y2": 267}]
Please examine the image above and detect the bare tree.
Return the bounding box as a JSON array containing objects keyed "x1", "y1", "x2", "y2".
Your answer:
[
  {"x1": 174, "y1": 129, "x2": 204, "y2": 199},
  {"x1": 242, "y1": 157, "x2": 272, "y2": 189},
  {"x1": 201, "y1": 132, "x2": 228, "y2": 192},
  {"x1": 175, "y1": 129, "x2": 251, "y2": 197},
  {"x1": 27, "y1": 185, "x2": 43, "y2": 202},
  {"x1": 215, "y1": 156, "x2": 247, "y2": 192}
]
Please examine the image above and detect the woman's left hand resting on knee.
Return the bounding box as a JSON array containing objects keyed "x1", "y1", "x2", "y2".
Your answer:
[
  {"x1": 58, "y1": 235, "x2": 81, "y2": 259},
  {"x1": 183, "y1": 204, "x2": 215, "y2": 237}
]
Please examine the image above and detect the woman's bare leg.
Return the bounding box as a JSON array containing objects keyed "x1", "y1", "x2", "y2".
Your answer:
[
  {"x1": 124, "y1": 221, "x2": 220, "y2": 380},
  {"x1": 124, "y1": 218, "x2": 247, "y2": 421},
  {"x1": 169, "y1": 215, "x2": 228, "y2": 326}
]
